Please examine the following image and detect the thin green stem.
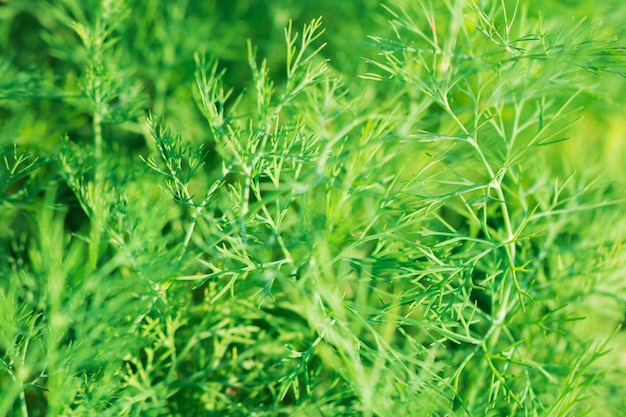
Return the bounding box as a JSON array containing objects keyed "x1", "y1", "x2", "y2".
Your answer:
[{"x1": 89, "y1": 108, "x2": 104, "y2": 271}]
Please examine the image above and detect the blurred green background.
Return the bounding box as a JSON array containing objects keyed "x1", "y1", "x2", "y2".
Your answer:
[{"x1": 1, "y1": 0, "x2": 624, "y2": 176}]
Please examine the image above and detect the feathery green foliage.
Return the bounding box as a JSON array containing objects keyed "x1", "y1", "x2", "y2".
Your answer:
[{"x1": 1, "y1": 0, "x2": 626, "y2": 416}]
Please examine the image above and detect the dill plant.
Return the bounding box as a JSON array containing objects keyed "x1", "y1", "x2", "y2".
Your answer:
[{"x1": 1, "y1": 0, "x2": 626, "y2": 416}]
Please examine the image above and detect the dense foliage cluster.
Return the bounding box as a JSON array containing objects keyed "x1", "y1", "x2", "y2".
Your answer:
[{"x1": 1, "y1": 1, "x2": 625, "y2": 416}]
